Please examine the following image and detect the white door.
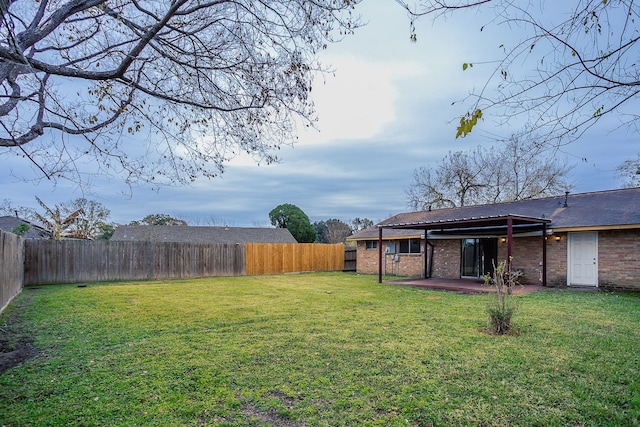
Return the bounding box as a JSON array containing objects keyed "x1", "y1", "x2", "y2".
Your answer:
[{"x1": 568, "y1": 232, "x2": 598, "y2": 287}]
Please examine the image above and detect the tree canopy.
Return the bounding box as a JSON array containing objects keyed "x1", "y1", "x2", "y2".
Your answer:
[
  {"x1": 0, "y1": 0, "x2": 360, "y2": 186},
  {"x1": 269, "y1": 203, "x2": 316, "y2": 243},
  {"x1": 406, "y1": 137, "x2": 573, "y2": 210},
  {"x1": 130, "y1": 214, "x2": 187, "y2": 226},
  {"x1": 398, "y1": 1, "x2": 640, "y2": 147},
  {"x1": 66, "y1": 198, "x2": 112, "y2": 239},
  {"x1": 350, "y1": 217, "x2": 374, "y2": 232}
]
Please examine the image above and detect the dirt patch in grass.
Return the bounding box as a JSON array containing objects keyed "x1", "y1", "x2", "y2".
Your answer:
[
  {"x1": 242, "y1": 402, "x2": 305, "y2": 427},
  {"x1": 0, "y1": 337, "x2": 38, "y2": 373},
  {"x1": 242, "y1": 404, "x2": 304, "y2": 427},
  {"x1": 0, "y1": 290, "x2": 39, "y2": 374},
  {"x1": 240, "y1": 391, "x2": 306, "y2": 427}
]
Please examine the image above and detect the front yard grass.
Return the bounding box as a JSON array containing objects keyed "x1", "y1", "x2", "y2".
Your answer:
[{"x1": 1, "y1": 272, "x2": 639, "y2": 426}]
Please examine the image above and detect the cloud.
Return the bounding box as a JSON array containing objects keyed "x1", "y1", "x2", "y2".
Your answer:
[{"x1": 300, "y1": 56, "x2": 423, "y2": 144}]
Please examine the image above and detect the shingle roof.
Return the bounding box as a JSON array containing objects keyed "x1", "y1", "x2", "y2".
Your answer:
[
  {"x1": 0, "y1": 216, "x2": 51, "y2": 239},
  {"x1": 110, "y1": 225, "x2": 297, "y2": 244},
  {"x1": 348, "y1": 187, "x2": 640, "y2": 240}
]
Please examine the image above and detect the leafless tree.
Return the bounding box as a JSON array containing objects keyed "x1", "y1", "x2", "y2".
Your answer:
[
  {"x1": 1, "y1": 198, "x2": 34, "y2": 218},
  {"x1": 480, "y1": 139, "x2": 574, "y2": 204},
  {"x1": 406, "y1": 148, "x2": 487, "y2": 209},
  {"x1": 406, "y1": 137, "x2": 573, "y2": 210},
  {"x1": 616, "y1": 154, "x2": 640, "y2": 188},
  {"x1": 185, "y1": 215, "x2": 235, "y2": 227},
  {"x1": 0, "y1": 0, "x2": 360, "y2": 186},
  {"x1": 32, "y1": 196, "x2": 84, "y2": 240},
  {"x1": 323, "y1": 218, "x2": 352, "y2": 243},
  {"x1": 396, "y1": 0, "x2": 640, "y2": 146}
]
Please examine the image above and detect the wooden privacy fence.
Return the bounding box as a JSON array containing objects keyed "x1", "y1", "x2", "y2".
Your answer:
[
  {"x1": 0, "y1": 231, "x2": 24, "y2": 313},
  {"x1": 23, "y1": 240, "x2": 245, "y2": 285},
  {"x1": 343, "y1": 247, "x2": 357, "y2": 272},
  {"x1": 246, "y1": 243, "x2": 345, "y2": 275},
  {"x1": 22, "y1": 240, "x2": 345, "y2": 285}
]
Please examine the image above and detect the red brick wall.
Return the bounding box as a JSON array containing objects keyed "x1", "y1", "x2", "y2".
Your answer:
[
  {"x1": 355, "y1": 240, "x2": 426, "y2": 277},
  {"x1": 388, "y1": 253, "x2": 424, "y2": 277},
  {"x1": 355, "y1": 241, "x2": 380, "y2": 275},
  {"x1": 357, "y1": 237, "x2": 554, "y2": 281},
  {"x1": 546, "y1": 234, "x2": 568, "y2": 286},
  {"x1": 598, "y1": 229, "x2": 640, "y2": 290},
  {"x1": 429, "y1": 239, "x2": 460, "y2": 279},
  {"x1": 496, "y1": 235, "x2": 567, "y2": 285}
]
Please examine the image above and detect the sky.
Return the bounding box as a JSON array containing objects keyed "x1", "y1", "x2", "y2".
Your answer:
[{"x1": 1, "y1": 2, "x2": 636, "y2": 227}]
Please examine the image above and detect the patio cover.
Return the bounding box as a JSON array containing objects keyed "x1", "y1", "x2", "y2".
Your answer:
[{"x1": 377, "y1": 214, "x2": 551, "y2": 285}]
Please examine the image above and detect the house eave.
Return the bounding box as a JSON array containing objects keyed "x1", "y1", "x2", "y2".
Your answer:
[{"x1": 552, "y1": 224, "x2": 640, "y2": 232}]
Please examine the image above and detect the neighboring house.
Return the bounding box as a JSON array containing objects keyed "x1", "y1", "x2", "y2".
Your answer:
[
  {"x1": 347, "y1": 188, "x2": 640, "y2": 291},
  {"x1": 111, "y1": 225, "x2": 297, "y2": 244},
  {"x1": 0, "y1": 215, "x2": 51, "y2": 239}
]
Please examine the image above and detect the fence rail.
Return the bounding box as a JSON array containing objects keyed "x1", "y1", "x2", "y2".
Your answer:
[
  {"x1": 22, "y1": 240, "x2": 345, "y2": 286},
  {"x1": 0, "y1": 231, "x2": 24, "y2": 313}
]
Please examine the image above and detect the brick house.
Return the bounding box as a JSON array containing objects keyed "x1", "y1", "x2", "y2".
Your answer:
[{"x1": 347, "y1": 188, "x2": 640, "y2": 291}]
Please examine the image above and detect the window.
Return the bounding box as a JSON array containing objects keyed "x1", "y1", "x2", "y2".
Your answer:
[
  {"x1": 365, "y1": 240, "x2": 377, "y2": 250},
  {"x1": 398, "y1": 238, "x2": 421, "y2": 254}
]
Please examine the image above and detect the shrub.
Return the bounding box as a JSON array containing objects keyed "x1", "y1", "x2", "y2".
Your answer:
[
  {"x1": 483, "y1": 259, "x2": 522, "y2": 335},
  {"x1": 11, "y1": 222, "x2": 30, "y2": 236}
]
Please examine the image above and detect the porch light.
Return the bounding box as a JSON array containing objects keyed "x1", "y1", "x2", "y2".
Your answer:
[
  {"x1": 500, "y1": 237, "x2": 507, "y2": 243},
  {"x1": 554, "y1": 235, "x2": 561, "y2": 241}
]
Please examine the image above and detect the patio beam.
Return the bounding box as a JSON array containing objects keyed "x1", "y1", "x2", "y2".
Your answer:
[
  {"x1": 507, "y1": 216, "x2": 513, "y2": 271},
  {"x1": 542, "y1": 223, "x2": 547, "y2": 286},
  {"x1": 378, "y1": 226, "x2": 383, "y2": 284},
  {"x1": 424, "y1": 231, "x2": 429, "y2": 279}
]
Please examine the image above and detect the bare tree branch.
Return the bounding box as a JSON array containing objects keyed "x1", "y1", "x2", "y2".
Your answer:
[
  {"x1": 397, "y1": 0, "x2": 640, "y2": 147},
  {"x1": 0, "y1": 0, "x2": 361, "y2": 185}
]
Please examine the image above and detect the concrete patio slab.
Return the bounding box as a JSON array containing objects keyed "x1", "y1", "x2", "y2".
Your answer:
[{"x1": 384, "y1": 278, "x2": 546, "y2": 295}]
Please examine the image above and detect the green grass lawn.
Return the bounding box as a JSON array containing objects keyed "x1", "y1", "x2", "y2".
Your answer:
[{"x1": 1, "y1": 272, "x2": 639, "y2": 426}]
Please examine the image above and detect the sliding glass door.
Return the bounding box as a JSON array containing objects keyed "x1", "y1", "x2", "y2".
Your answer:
[{"x1": 461, "y1": 238, "x2": 498, "y2": 278}]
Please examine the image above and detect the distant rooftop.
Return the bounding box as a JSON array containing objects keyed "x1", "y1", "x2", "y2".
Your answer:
[
  {"x1": 0, "y1": 216, "x2": 51, "y2": 239},
  {"x1": 111, "y1": 225, "x2": 297, "y2": 244}
]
